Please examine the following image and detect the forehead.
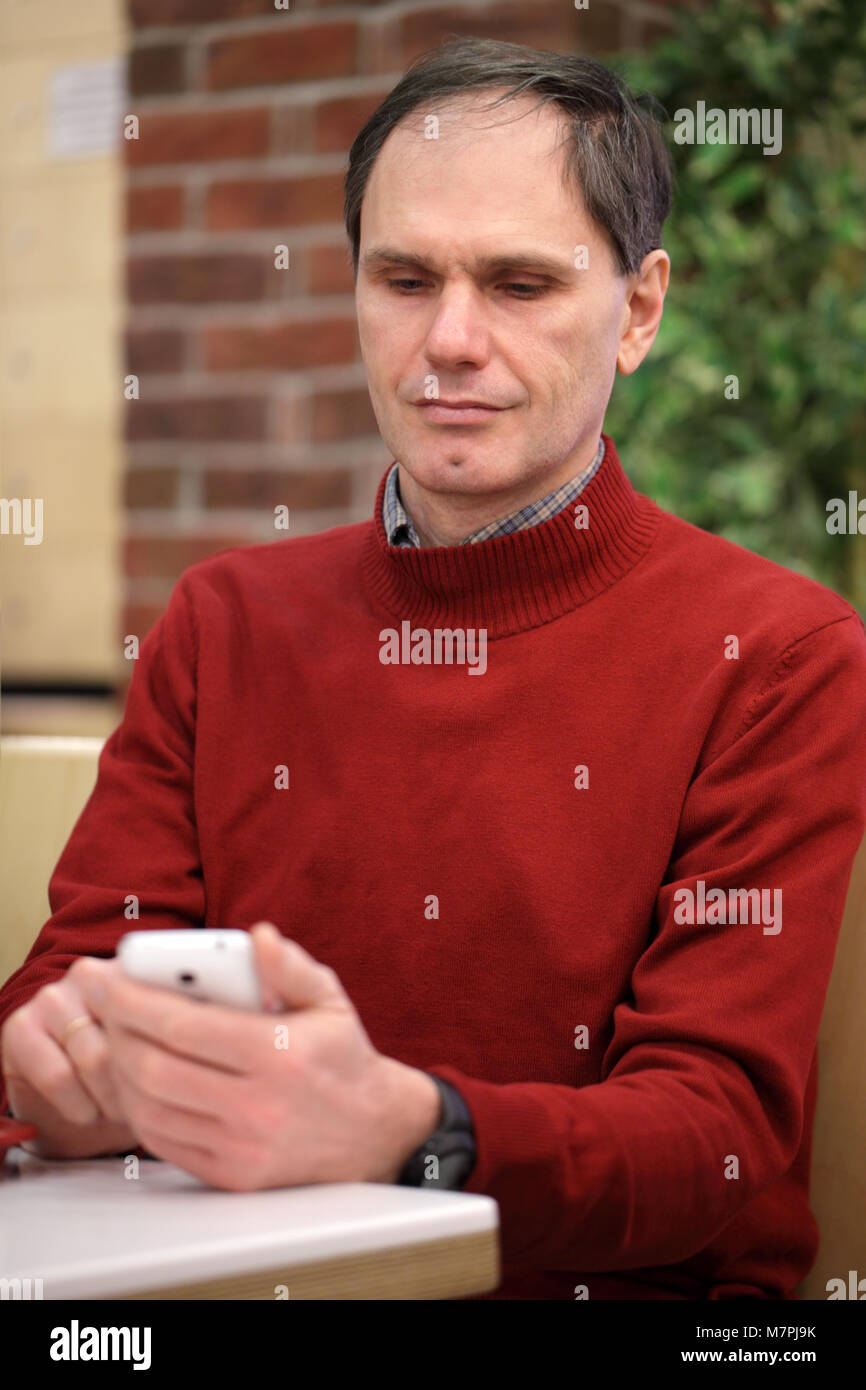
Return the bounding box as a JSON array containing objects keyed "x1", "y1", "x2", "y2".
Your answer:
[{"x1": 362, "y1": 92, "x2": 589, "y2": 241}]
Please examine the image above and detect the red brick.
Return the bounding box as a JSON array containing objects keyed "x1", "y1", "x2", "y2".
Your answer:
[
  {"x1": 203, "y1": 317, "x2": 356, "y2": 370},
  {"x1": 308, "y1": 243, "x2": 355, "y2": 295},
  {"x1": 271, "y1": 395, "x2": 308, "y2": 443},
  {"x1": 127, "y1": 44, "x2": 186, "y2": 97},
  {"x1": 263, "y1": 251, "x2": 295, "y2": 301},
  {"x1": 311, "y1": 387, "x2": 377, "y2": 443},
  {"x1": 128, "y1": 253, "x2": 267, "y2": 304},
  {"x1": 125, "y1": 533, "x2": 253, "y2": 580},
  {"x1": 126, "y1": 108, "x2": 270, "y2": 166},
  {"x1": 203, "y1": 467, "x2": 352, "y2": 510},
  {"x1": 314, "y1": 90, "x2": 391, "y2": 153},
  {"x1": 126, "y1": 184, "x2": 185, "y2": 232},
  {"x1": 206, "y1": 172, "x2": 343, "y2": 230},
  {"x1": 374, "y1": 2, "x2": 618, "y2": 72},
  {"x1": 125, "y1": 396, "x2": 268, "y2": 442},
  {"x1": 125, "y1": 328, "x2": 186, "y2": 373},
  {"x1": 129, "y1": 0, "x2": 276, "y2": 24},
  {"x1": 397, "y1": 0, "x2": 570, "y2": 50},
  {"x1": 270, "y1": 104, "x2": 316, "y2": 157},
  {"x1": 124, "y1": 466, "x2": 180, "y2": 508},
  {"x1": 205, "y1": 22, "x2": 356, "y2": 90}
]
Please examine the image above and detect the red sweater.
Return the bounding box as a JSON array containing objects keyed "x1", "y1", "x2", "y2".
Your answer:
[{"x1": 2, "y1": 434, "x2": 865, "y2": 1300}]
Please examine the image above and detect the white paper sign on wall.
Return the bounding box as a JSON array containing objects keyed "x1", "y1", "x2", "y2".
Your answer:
[{"x1": 46, "y1": 58, "x2": 126, "y2": 159}]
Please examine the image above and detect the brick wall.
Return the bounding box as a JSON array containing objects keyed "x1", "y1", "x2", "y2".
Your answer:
[{"x1": 123, "y1": 0, "x2": 674, "y2": 642}]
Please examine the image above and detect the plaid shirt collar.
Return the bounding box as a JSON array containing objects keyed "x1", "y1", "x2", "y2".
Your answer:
[{"x1": 383, "y1": 436, "x2": 605, "y2": 547}]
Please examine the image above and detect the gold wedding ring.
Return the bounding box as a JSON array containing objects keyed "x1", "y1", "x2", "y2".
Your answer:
[{"x1": 60, "y1": 1015, "x2": 97, "y2": 1048}]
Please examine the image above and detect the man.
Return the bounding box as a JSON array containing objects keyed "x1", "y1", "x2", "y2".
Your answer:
[{"x1": 1, "y1": 38, "x2": 865, "y2": 1301}]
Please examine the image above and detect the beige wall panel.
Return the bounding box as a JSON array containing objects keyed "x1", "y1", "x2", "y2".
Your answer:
[
  {"x1": 1, "y1": 527, "x2": 118, "y2": 681},
  {"x1": 0, "y1": 735, "x2": 104, "y2": 982},
  {"x1": 0, "y1": 428, "x2": 119, "y2": 537},
  {"x1": 1, "y1": 0, "x2": 130, "y2": 690},
  {"x1": 0, "y1": 303, "x2": 121, "y2": 423},
  {"x1": 0, "y1": 167, "x2": 120, "y2": 300},
  {"x1": 1, "y1": 430, "x2": 120, "y2": 681},
  {"x1": 0, "y1": 0, "x2": 120, "y2": 49},
  {"x1": 0, "y1": 44, "x2": 125, "y2": 173}
]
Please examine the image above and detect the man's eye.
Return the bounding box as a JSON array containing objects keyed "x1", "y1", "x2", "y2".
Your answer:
[{"x1": 385, "y1": 280, "x2": 547, "y2": 297}]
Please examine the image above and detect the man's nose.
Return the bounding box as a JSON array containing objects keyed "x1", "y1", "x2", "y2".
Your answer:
[{"x1": 423, "y1": 283, "x2": 491, "y2": 367}]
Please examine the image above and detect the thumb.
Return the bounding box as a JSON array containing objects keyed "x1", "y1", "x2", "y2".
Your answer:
[{"x1": 249, "y1": 922, "x2": 344, "y2": 1012}]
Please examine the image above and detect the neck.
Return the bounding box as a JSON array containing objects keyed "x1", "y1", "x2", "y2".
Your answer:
[
  {"x1": 397, "y1": 434, "x2": 604, "y2": 547},
  {"x1": 364, "y1": 434, "x2": 662, "y2": 641}
]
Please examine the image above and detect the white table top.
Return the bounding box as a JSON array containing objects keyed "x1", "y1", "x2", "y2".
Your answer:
[{"x1": 0, "y1": 1148, "x2": 499, "y2": 1299}]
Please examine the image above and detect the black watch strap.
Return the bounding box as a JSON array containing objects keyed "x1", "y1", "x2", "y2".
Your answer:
[{"x1": 397, "y1": 1074, "x2": 476, "y2": 1190}]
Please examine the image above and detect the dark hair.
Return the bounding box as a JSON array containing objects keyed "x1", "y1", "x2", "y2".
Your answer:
[{"x1": 344, "y1": 36, "x2": 673, "y2": 279}]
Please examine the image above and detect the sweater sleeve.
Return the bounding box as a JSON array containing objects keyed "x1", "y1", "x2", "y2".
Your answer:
[
  {"x1": 430, "y1": 612, "x2": 866, "y2": 1271},
  {"x1": 0, "y1": 576, "x2": 203, "y2": 1116}
]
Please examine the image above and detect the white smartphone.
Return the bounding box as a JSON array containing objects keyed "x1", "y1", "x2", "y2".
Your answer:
[{"x1": 117, "y1": 929, "x2": 265, "y2": 1010}]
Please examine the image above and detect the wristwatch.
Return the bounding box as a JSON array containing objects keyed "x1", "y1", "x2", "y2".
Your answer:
[{"x1": 397, "y1": 1074, "x2": 477, "y2": 1190}]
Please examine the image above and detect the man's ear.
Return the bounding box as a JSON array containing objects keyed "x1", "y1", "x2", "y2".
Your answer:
[{"x1": 616, "y1": 249, "x2": 670, "y2": 377}]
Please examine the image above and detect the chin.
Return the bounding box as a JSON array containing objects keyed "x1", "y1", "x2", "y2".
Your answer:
[{"x1": 401, "y1": 441, "x2": 520, "y2": 496}]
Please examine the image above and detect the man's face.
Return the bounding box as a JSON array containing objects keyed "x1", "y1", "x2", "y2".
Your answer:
[{"x1": 355, "y1": 92, "x2": 637, "y2": 503}]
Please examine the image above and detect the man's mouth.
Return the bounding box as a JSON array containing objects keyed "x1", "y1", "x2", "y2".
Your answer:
[{"x1": 414, "y1": 400, "x2": 504, "y2": 424}]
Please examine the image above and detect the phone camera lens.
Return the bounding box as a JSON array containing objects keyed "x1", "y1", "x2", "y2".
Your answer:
[{"x1": 179, "y1": 972, "x2": 196, "y2": 985}]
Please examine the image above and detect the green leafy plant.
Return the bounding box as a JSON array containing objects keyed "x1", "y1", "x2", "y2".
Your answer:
[{"x1": 604, "y1": 0, "x2": 866, "y2": 610}]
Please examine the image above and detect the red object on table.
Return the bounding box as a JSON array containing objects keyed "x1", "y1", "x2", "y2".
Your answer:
[{"x1": 0, "y1": 1116, "x2": 38, "y2": 1154}]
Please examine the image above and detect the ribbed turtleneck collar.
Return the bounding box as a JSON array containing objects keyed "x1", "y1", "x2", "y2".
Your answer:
[{"x1": 361, "y1": 434, "x2": 661, "y2": 640}]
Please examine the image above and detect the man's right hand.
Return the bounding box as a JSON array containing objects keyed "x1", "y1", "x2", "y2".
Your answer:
[{"x1": 0, "y1": 957, "x2": 138, "y2": 1159}]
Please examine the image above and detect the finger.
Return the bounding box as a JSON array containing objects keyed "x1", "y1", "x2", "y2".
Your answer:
[
  {"x1": 250, "y1": 923, "x2": 290, "y2": 1012},
  {"x1": 36, "y1": 982, "x2": 123, "y2": 1121},
  {"x1": 83, "y1": 964, "x2": 126, "y2": 1024},
  {"x1": 37, "y1": 979, "x2": 96, "y2": 1047},
  {"x1": 63, "y1": 1019, "x2": 127, "y2": 1123},
  {"x1": 4, "y1": 1016, "x2": 101, "y2": 1126},
  {"x1": 124, "y1": 1128, "x2": 224, "y2": 1187},
  {"x1": 95, "y1": 974, "x2": 277, "y2": 1074},
  {"x1": 106, "y1": 1024, "x2": 243, "y2": 1122},
  {"x1": 116, "y1": 1075, "x2": 224, "y2": 1154},
  {"x1": 72, "y1": 955, "x2": 127, "y2": 1023},
  {"x1": 250, "y1": 923, "x2": 344, "y2": 1012}
]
